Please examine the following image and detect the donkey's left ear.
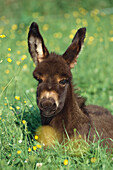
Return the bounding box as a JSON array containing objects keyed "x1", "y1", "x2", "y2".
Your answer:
[
  {"x1": 28, "y1": 22, "x2": 49, "y2": 65},
  {"x1": 63, "y1": 27, "x2": 86, "y2": 68}
]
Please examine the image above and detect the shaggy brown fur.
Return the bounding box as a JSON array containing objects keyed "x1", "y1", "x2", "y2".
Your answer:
[{"x1": 28, "y1": 22, "x2": 113, "y2": 147}]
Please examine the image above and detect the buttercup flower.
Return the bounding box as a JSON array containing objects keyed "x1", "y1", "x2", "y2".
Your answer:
[
  {"x1": 9, "y1": 106, "x2": 13, "y2": 110},
  {"x1": 64, "y1": 159, "x2": 68, "y2": 165},
  {"x1": 28, "y1": 148, "x2": 32, "y2": 152},
  {"x1": 8, "y1": 48, "x2": 11, "y2": 51},
  {"x1": 22, "y1": 120, "x2": 26, "y2": 124},
  {"x1": 7, "y1": 53, "x2": 11, "y2": 57},
  {"x1": 43, "y1": 24, "x2": 49, "y2": 31},
  {"x1": 17, "y1": 150, "x2": 21, "y2": 154},
  {"x1": 91, "y1": 157, "x2": 96, "y2": 163},
  {"x1": 16, "y1": 106, "x2": 20, "y2": 110},
  {"x1": 15, "y1": 96, "x2": 20, "y2": 100},
  {"x1": 33, "y1": 146, "x2": 37, "y2": 151},
  {"x1": 17, "y1": 50, "x2": 21, "y2": 54},
  {"x1": 5, "y1": 70, "x2": 10, "y2": 74},
  {"x1": 7, "y1": 58, "x2": 12, "y2": 63},
  {"x1": 36, "y1": 144, "x2": 42, "y2": 149},
  {"x1": 0, "y1": 34, "x2": 6, "y2": 38},
  {"x1": 16, "y1": 61, "x2": 21, "y2": 65},
  {"x1": 34, "y1": 135, "x2": 38, "y2": 140},
  {"x1": 12, "y1": 24, "x2": 18, "y2": 31}
]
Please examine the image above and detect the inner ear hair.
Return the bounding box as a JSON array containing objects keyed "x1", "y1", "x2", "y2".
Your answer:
[{"x1": 28, "y1": 22, "x2": 49, "y2": 65}]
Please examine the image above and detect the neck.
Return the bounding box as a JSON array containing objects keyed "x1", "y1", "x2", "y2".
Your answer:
[{"x1": 49, "y1": 85, "x2": 90, "y2": 137}]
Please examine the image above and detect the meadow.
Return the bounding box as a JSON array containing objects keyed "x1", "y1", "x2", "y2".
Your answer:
[{"x1": 1, "y1": 0, "x2": 113, "y2": 169}]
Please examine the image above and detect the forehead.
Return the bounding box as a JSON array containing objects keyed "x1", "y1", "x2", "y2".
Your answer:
[{"x1": 34, "y1": 53, "x2": 72, "y2": 78}]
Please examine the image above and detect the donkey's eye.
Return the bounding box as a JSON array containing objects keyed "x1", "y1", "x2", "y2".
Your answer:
[
  {"x1": 37, "y1": 78, "x2": 43, "y2": 84},
  {"x1": 59, "y1": 79, "x2": 69, "y2": 85}
]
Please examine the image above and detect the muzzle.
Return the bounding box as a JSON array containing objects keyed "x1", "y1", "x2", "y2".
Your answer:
[{"x1": 39, "y1": 97, "x2": 57, "y2": 117}]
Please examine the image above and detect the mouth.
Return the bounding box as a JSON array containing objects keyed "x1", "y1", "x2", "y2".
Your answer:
[{"x1": 41, "y1": 110, "x2": 56, "y2": 118}]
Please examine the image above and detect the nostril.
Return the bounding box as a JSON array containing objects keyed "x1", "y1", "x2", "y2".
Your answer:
[{"x1": 42, "y1": 101, "x2": 52, "y2": 109}]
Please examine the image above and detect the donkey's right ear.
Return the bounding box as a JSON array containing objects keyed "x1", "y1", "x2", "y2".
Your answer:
[{"x1": 28, "y1": 22, "x2": 49, "y2": 65}]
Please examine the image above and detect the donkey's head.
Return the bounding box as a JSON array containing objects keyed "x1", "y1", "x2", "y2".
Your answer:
[{"x1": 28, "y1": 22, "x2": 86, "y2": 118}]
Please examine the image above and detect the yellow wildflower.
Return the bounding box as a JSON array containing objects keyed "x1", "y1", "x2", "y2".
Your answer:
[
  {"x1": 82, "y1": 19, "x2": 88, "y2": 27},
  {"x1": 16, "y1": 106, "x2": 20, "y2": 110},
  {"x1": 21, "y1": 40, "x2": 26, "y2": 46},
  {"x1": 71, "y1": 29, "x2": 77, "y2": 34},
  {"x1": 76, "y1": 18, "x2": 81, "y2": 24},
  {"x1": 7, "y1": 58, "x2": 12, "y2": 63},
  {"x1": 15, "y1": 96, "x2": 20, "y2": 100},
  {"x1": 12, "y1": 24, "x2": 18, "y2": 31},
  {"x1": 64, "y1": 159, "x2": 68, "y2": 166},
  {"x1": 43, "y1": 24, "x2": 49, "y2": 31},
  {"x1": 79, "y1": 7, "x2": 88, "y2": 15},
  {"x1": 17, "y1": 50, "x2": 21, "y2": 54},
  {"x1": 16, "y1": 61, "x2": 21, "y2": 65},
  {"x1": 28, "y1": 148, "x2": 32, "y2": 152},
  {"x1": 0, "y1": 34, "x2": 6, "y2": 38},
  {"x1": 53, "y1": 32, "x2": 62, "y2": 39},
  {"x1": 36, "y1": 144, "x2": 42, "y2": 149},
  {"x1": 109, "y1": 30, "x2": 113, "y2": 35},
  {"x1": 22, "y1": 120, "x2": 26, "y2": 124},
  {"x1": 89, "y1": 36, "x2": 94, "y2": 41},
  {"x1": 0, "y1": 117, "x2": 1, "y2": 120},
  {"x1": 91, "y1": 157, "x2": 96, "y2": 163},
  {"x1": 24, "y1": 101, "x2": 26, "y2": 104},
  {"x1": 69, "y1": 34, "x2": 73, "y2": 39},
  {"x1": 87, "y1": 36, "x2": 94, "y2": 45},
  {"x1": 34, "y1": 135, "x2": 38, "y2": 140},
  {"x1": 5, "y1": 69, "x2": 10, "y2": 74},
  {"x1": 23, "y1": 64, "x2": 27, "y2": 69},
  {"x1": 7, "y1": 53, "x2": 11, "y2": 57},
  {"x1": 4, "y1": 103, "x2": 8, "y2": 106},
  {"x1": 8, "y1": 48, "x2": 11, "y2": 51},
  {"x1": 33, "y1": 146, "x2": 37, "y2": 151},
  {"x1": 17, "y1": 150, "x2": 21, "y2": 154},
  {"x1": 109, "y1": 37, "x2": 113, "y2": 42},
  {"x1": 21, "y1": 57, "x2": 25, "y2": 61},
  {"x1": 99, "y1": 38, "x2": 103, "y2": 42},
  {"x1": 90, "y1": 9, "x2": 99, "y2": 16},
  {"x1": 9, "y1": 106, "x2": 13, "y2": 110},
  {"x1": 73, "y1": 11, "x2": 79, "y2": 17},
  {"x1": 22, "y1": 54, "x2": 27, "y2": 59}
]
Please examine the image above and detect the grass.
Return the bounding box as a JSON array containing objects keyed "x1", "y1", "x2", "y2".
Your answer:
[{"x1": 0, "y1": 0, "x2": 113, "y2": 169}]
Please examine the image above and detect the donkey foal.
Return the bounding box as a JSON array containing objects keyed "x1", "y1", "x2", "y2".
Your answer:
[{"x1": 28, "y1": 22, "x2": 113, "y2": 147}]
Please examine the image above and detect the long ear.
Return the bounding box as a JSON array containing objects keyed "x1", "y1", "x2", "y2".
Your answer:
[
  {"x1": 28, "y1": 22, "x2": 49, "y2": 65},
  {"x1": 63, "y1": 27, "x2": 86, "y2": 68}
]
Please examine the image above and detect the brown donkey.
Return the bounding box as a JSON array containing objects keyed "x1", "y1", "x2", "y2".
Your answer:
[{"x1": 28, "y1": 22, "x2": 113, "y2": 147}]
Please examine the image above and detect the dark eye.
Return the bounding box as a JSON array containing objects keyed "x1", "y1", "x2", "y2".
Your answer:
[
  {"x1": 59, "y1": 79, "x2": 69, "y2": 85},
  {"x1": 37, "y1": 78, "x2": 43, "y2": 84}
]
